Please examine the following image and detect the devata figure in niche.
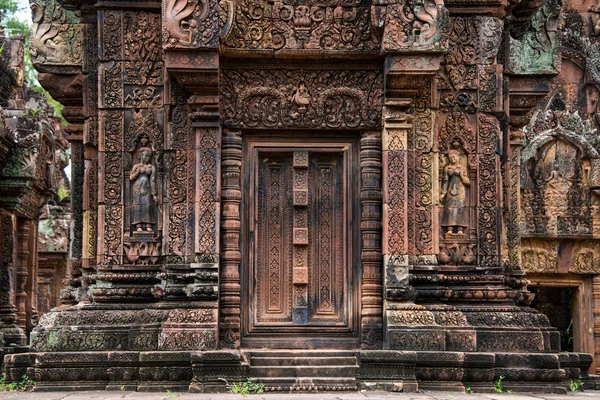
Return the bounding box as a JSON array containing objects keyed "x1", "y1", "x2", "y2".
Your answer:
[
  {"x1": 130, "y1": 147, "x2": 157, "y2": 233},
  {"x1": 441, "y1": 150, "x2": 470, "y2": 236}
]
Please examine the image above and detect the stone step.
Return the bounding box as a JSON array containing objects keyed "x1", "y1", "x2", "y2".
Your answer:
[
  {"x1": 250, "y1": 365, "x2": 358, "y2": 378},
  {"x1": 248, "y1": 350, "x2": 357, "y2": 359},
  {"x1": 253, "y1": 377, "x2": 357, "y2": 392},
  {"x1": 250, "y1": 356, "x2": 357, "y2": 366}
]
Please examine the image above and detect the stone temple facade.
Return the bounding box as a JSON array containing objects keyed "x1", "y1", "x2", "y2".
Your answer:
[{"x1": 9, "y1": 0, "x2": 600, "y2": 393}]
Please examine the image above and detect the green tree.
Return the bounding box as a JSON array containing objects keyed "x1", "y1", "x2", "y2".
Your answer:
[{"x1": 1, "y1": 0, "x2": 67, "y2": 125}]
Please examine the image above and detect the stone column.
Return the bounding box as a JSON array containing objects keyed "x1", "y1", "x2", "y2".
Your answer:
[
  {"x1": 360, "y1": 131, "x2": 383, "y2": 348},
  {"x1": 0, "y1": 213, "x2": 26, "y2": 346},
  {"x1": 219, "y1": 129, "x2": 242, "y2": 348}
]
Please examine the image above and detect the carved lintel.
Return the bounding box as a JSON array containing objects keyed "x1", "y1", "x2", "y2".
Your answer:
[{"x1": 221, "y1": 64, "x2": 382, "y2": 130}]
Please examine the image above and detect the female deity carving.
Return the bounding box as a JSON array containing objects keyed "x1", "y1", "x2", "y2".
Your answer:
[
  {"x1": 441, "y1": 150, "x2": 470, "y2": 235},
  {"x1": 130, "y1": 147, "x2": 157, "y2": 232}
]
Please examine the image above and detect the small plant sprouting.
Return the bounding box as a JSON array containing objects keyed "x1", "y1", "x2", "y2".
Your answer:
[
  {"x1": 507, "y1": 389, "x2": 513, "y2": 394},
  {"x1": 569, "y1": 377, "x2": 584, "y2": 392},
  {"x1": 120, "y1": 385, "x2": 125, "y2": 391},
  {"x1": 465, "y1": 386, "x2": 473, "y2": 394},
  {"x1": 494, "y1": 375, "x2": 505, "y2": 393},
  {"x1": 220, "y1": 377, "x2": 265, "y2": 396},
  {"x1": 163, "y1": 389, "x2": 178, "y2": 399},
  {"x1": 0, "y1": 373, "x2": 36, "y2": 392}
]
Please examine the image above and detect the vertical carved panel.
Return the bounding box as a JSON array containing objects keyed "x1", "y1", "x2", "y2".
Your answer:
[
  {"x1": 308, "y1": 152, "x2": 344, "y2": 324},
  {"x1": 385, "y1": 124, "x2": 408, "y2": 256},
  {"x1": 195, "y1": 128, "x2": 219, "y2": 260},
  {"x1": 220, "y1": 130, "x2": 242, "y2": 348},
  {"x1": 478, "y1": 115, "x2": 500, "y2": 269},
  {"x1": 258, "y1": 159, "x2": 287, "y2": 317},
  {"x1": 507, "y1": 134, "x2": 523, "y2": 274},
  {"x1": 167, "y1": 150, "x2": 187, "y2": 260}
]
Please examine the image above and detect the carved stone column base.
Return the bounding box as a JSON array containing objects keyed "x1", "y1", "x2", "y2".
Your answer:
[{"x1": 0, "y1": 312, "x2": 27, "y2": 347}]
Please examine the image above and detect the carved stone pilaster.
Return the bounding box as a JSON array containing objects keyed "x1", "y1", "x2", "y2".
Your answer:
[
  {"x1": 383, "y1": 55, "x2": 441, "y2": 307},
  {"x1": 383, "y1": 54, "x2": 442, "y2": 349},
  {"x1": 505, "y1": 77, "x2": 550, "y2": 282},
  {"x1": 159, "y1": 51, "x2": 220, "y2": 303}
]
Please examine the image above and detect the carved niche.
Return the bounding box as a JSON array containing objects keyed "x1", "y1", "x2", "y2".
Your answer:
[
  {"x1": 520, "y1": 94, "x2": 600, "y2": 275},
  {"x1": 123, "y1": 110, "x2": 164, "y2": 265},
  {"x1": 521, "y1": 107, "x2": 599, "y2": 237},
  {"x1": 437, "y1": 102, "x2": 478, "y2": 266}
]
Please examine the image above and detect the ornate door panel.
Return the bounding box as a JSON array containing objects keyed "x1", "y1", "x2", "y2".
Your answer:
[{"x1": 243, "y1": 136, "x2": 359, "y2": 347}]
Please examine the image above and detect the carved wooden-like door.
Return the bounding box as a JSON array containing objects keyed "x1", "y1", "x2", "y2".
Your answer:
[{"x1": 243, "y1": 137, "x2": 359, "y2": 348}]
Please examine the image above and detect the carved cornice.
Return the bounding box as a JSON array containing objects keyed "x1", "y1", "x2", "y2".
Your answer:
[{"x1": 162, "y1": 0, "x2": 450, "y2": 58}]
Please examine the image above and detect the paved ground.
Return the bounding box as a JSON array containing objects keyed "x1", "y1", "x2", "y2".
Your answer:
[{"x1": 0, "y1": 391, "x2": 599, "y2": 400}]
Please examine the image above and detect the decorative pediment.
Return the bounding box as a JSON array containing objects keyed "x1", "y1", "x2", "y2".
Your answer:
[{"x1": 522, "y1": 108, "x2": 600, "y2": 162}]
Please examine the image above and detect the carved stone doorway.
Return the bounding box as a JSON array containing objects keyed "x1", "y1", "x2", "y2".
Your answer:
[{"x1": 241, "y1": 134, "x2": 361, "y2": 349}]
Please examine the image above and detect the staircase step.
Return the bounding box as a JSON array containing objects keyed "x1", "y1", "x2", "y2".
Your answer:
[
  {"x1": 253, "y1": 377, "x2": 357, "y2": 392},
  {"x1": 248, "y1": 350, "x2": 357, "y2": 359},
  {"x1": 251, "y1": 356, "x2": 357, "y2": 366},
  {"x1": 250, "y1": 365, "x2": 357, "y2": 378}
]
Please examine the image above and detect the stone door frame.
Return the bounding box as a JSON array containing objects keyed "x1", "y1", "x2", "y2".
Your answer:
[
  {"x1": 527, "y1": 273, "x2": 596, "y2": 373},
  {"x1": 219, "y1": 129, "x2": 383, "y2": 349}
]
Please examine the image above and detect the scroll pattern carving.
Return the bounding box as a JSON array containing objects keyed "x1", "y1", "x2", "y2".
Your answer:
[
  {"x1": 478, "y1": 115, "x2": 499, "y2": 268},
  {"x1": 221, "y1": 67, "x2": 382, "y2": 130},
  {"x1": 222, "y1": 0, "x2": 380, "y2": 53},
  {"x1": 167, "y1": 80, "x2": 190, "y2": 263},
  {"x1": 197, "y1": 128, "x2": 219, "y2": 259}
]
